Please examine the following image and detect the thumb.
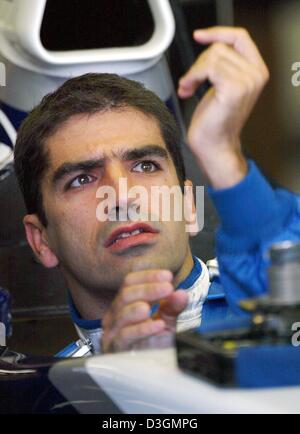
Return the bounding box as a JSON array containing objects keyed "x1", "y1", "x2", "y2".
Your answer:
[{"x1": 153, "y1": 290, "x2": 188, "y2": 330}]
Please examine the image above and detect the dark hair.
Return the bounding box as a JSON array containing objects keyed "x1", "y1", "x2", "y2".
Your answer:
[{"x1": 14, "y1": 73, "x2": 186, "y2": 226}]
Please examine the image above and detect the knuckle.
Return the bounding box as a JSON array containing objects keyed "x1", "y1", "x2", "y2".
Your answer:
[
  {"x1": 114, "y1": 302, "x2": 149, "y2": 328},
  {"x1": 157, "y1": 281, "x2": 173, "y2": 295},
  {"x1": 253, "y1": 67, "x2": 269, "y2": 88},
  {"x1": 123, "y1": 272, "x2": 135, "y2": 286},
  {"x1": 120, "y1": 283, "x2": 142, "y2": 305},
  {"x1": 211, "y1": 42, "x2": 225, "y2": 56},
  {"x1": 237, "y1": 27, "x2": 249, "y2": 38}
]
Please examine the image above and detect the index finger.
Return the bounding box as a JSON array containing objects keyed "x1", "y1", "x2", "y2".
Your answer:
[{"x1": 193, "y1": 26, "x2": 265, "y2": 68}]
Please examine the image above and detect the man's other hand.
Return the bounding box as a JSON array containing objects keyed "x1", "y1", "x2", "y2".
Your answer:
[
  {"x1": 178, "y1": 26, "x2": 269, "y2": 189},
  {"x1": 101, "y1": 270, "x2": 188, "y2": 353}
]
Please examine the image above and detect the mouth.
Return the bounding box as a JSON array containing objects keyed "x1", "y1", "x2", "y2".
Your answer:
[{"x1": 104, "y1": 223, "x2": 159, "y2": 252}]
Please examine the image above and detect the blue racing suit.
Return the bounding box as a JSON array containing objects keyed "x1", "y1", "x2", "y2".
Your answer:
[{"x1": 209, "y1": 160, "x2": 300, "y2": 315}]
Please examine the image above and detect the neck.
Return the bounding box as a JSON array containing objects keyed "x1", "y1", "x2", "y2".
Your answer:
[
  {"x1": 173, "y1": 245, "x2": 194, "y2": 288},
  {"x1": 67, "y1": 278, "x2": 115, "y2": 321}
]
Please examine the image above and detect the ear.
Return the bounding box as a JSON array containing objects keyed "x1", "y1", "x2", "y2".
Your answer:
[
  {"x1": 183, "y1": 179, "x2": 199, "y2": 237},
  {"x1": 23, "y1": 214, "x2": 59, "y2": 268}
]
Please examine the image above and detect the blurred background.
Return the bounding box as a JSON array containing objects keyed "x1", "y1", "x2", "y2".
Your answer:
[{"x1": 0, "y1": 0, "x2": 299, "y2": 356}]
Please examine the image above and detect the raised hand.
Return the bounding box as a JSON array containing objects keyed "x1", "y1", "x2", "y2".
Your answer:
[
  {"x1": 178, "y1": 27, "x2": 269, "y2": 189},
  {"x1": 101, "y1": 269, "x2": 188, "y2": 353}
]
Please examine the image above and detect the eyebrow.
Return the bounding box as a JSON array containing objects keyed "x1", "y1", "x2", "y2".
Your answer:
[
  {"x1": 121, "y1": 145, "x2": 168, "y2": 161},
  {"x1": 51, "y1": 145, "x2": 169, "y2": 188}
]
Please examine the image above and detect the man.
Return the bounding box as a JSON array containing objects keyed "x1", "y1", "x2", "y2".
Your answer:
[{"x1": 14, "y1": 26, "x2": 269, "y2": 355}]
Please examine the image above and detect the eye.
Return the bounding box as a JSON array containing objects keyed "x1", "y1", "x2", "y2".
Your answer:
[
  {"x1": 67, "y1": 174, "x2": 96, "y2": 189},
  {"x1": 132, "y1": 161, "x2": 160, "y2": 173}
]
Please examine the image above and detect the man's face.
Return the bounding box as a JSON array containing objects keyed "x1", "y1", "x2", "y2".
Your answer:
[{"x1": 41, "y1": 108, "x2": 190, "y2": 294}]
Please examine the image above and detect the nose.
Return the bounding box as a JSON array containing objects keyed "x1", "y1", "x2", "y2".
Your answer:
[{"x1": 103, "y1": 162, "x2": 139, "y2": 221}]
